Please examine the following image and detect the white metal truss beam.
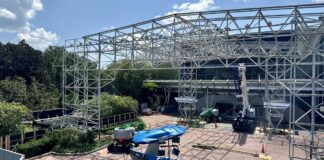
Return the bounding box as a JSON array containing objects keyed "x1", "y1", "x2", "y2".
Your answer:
[{"x1": 35, "y1": 3, "x2": 324, "y2": 159}]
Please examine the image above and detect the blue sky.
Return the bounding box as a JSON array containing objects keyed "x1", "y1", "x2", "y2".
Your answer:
[{"x1": 0, "y1": 0, "x2": 323, "y2": 50}]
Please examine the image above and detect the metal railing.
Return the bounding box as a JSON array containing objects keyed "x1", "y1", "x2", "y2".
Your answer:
[
  {"x1": 1, "y1": 130, "x2": 48, "y2": 151},
  {"x1": 101, "y1": 112, "x2": 137, "y2": 128}
]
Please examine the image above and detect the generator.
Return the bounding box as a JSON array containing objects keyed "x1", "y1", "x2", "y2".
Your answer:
[{"x1": 107, "y1": 126, "x2": 135, "y2": 153}]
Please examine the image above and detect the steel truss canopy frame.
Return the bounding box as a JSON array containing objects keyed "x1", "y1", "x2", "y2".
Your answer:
[{"x1": 57, "y1": 3, "x2": 324, "y2": 159}]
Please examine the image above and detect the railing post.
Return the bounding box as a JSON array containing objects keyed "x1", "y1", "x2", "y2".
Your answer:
[
  {"x1": 114, "y1": 115, "x2": 116, "y2": 127},
  {"x1": 21, "y1": 132, "x2": 24, "y2": 144},
  {"x1": 108, "y1": 117, "x2": 110, "y2": 128},
  {"x1": 0, "y1": 136, "x2": 2, "y2": 149},
  {"x1": 5, "y1": 135, "x2": 10, "y2": 150}
]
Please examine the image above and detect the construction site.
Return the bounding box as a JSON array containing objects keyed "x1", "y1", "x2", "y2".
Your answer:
[{"x1": 8, "y1": 2, "x2": 324, "y2": 160}]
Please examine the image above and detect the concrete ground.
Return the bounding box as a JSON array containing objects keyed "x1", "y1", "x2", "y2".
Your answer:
[{"x1": 36, "y1": 114, "x2": 304, "y2": 160}]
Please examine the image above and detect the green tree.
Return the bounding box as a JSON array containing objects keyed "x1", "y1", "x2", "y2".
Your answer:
[
  {"x1": 43, "y1": 46, "x2": 99, "y2": 90},
  {"x1": 27, "y1": 78, "x2": 60, "y2": 111},
  {"x1": 104, "y1": 60, "x2": 151, "y2": 99},
  {"x1": 43, "y1": 46, "x2": 65, "y2": 89},
  {"x1": 152, "y1": 62, "x2": 178, "y2": 80},
  {"x1": 0, "y1": 102, "x2": 30, "y2": 135},
  {"x1": 0, "y1": 77, "x2": 28, "y2": 104},
  {"x1": 0, "y1": 77, "x2": 59, "y2": 111},
  {"x1": 0, "y1": 42, "x2": 63, "y2": 111},
  {"x1": 0, "y1": 40, "x2": 48, "y2": 84}
]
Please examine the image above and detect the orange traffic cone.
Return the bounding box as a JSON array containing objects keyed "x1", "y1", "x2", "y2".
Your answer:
[{"x1": 261, "y1": 144, "x2": 265, "y2": 153}]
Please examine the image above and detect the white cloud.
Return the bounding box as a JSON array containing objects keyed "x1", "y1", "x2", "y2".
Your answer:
[
  {"x1": 0, "y1": 0, "x2": 43, "y2": 32},
  {"x1": 312, "y1": 0, "x2": 324, "y2": 2},
  {"x1": 157, "y1": 0, "x2": 219, "y2": 24},
  {"x1": 26, "y1": 0, "x2": 43, "y2": 19},
  {"x1": 0, "y1": 7, "x2": 17, "y2": 20},
  {"x1": 166, "y1": 0, "x2": 219, "y2": 15},
  {"x1": 17, "y1": 28, "x2": 59, "y2": 51},
  {"x1": 0, "y1": 0, "x2": 59, "y2": 51}
]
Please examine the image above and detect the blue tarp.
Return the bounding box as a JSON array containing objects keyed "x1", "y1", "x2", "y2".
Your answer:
[{"x1": 133, "y1": 124, "x2": 186, "y2": 144}]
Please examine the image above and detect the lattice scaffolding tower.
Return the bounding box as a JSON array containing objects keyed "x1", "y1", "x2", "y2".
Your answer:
[{"x1": 34, "y1": 3, "x2": 324, "y2": 159}]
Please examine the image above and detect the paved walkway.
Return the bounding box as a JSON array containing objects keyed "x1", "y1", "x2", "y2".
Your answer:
[{"x1": 36, "y1": 114, "x2": 302, "y2": 160}]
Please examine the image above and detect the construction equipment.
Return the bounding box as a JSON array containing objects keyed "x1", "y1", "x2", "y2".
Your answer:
[
  {"x1": 232, "y1": 63, "x2": 256, "y2": 133},
  {"x1": 199, "y1": 108, "x2": 219, "y2": 123},
  {"x1": 107, "y1": 126, "x2": 135, "y2": 153}
]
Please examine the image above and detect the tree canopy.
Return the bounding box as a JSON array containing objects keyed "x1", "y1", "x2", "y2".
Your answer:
[
  {"x1": 0, "y1": 40, "x2": 48, "y2": 84},
  {"x1": 104, "y1": 60, "x2": 151, "y2": 99},
  {"x1": 0, "y1": 102, "x2": 30, "y2": 135},
  {"x1": 0, "y1": 41, "x2": 62, "y2": 111}
]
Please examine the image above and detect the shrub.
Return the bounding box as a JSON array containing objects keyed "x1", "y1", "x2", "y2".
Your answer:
[
  {"x1": 17, "y1": 136, "x2": 55, "y2": 158},
  {"x1": 17, "y1": 128, "x2": 98, "y2": 157},
  {"x1": 49, "y1": 129, "x2": 80, "y2": 148},
  {"x1": 134, "y1": 118, "x2": 146, "y2": 131},
  {"x1": 92, "y1": 93, "x2": 139, "y2": 118},
  {"x1": 48, "y1": 129, "x2": 96, "y2": 146},
  {"x1": 79, "y1": 131, "x2": 96, "y2": 144}
]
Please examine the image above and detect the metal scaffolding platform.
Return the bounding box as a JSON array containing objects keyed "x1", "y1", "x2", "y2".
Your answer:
[
  {"x1": 34, "y1": 3, "x2": 324, "y2": 159},
  {"x1": 264, "y1": 101, "x2": 290, "y2": 140},
  {"x1": 147, "y1": 79, "x2": 324, "y2": 92}
]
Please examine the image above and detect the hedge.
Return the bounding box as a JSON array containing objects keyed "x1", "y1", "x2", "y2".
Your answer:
[
  {"x1": 16, "y1": 136, "x2": 55, "y2": 158},
  {"x1": 17, "y1": 129, "x2": 96, "y2": 158}
]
